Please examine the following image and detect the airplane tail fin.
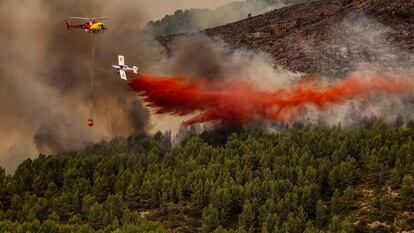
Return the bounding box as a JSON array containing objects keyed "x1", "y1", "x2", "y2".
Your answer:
[
  {"x1": 65, "y1": 19, "x2": 71, "y2": 31},
  {"x1": 133, "y1": 66, "x2": 139, "y2": 74}
]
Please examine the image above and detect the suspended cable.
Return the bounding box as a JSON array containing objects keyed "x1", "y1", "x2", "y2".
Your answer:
[{"x1": 87, "y1": 33, "x2": 96, "y2": 127}]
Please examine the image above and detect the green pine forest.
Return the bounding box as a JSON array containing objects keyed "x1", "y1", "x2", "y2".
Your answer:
[{"x1": 1, "y1": 120, "x2": 414, "y2": 232}]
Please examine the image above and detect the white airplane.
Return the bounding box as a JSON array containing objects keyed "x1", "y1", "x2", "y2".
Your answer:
[{"x1": 112, "y1": 55, "x2": 139, "y2": 80}]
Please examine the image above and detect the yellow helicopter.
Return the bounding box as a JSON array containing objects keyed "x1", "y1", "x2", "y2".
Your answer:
[{"x1": 65, "y1": 17, "x2": 108, "y2": 33}]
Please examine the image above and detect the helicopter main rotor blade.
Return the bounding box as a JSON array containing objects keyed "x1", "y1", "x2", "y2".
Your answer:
[{"x1": 69, "y1": 17, "x2": 91, "y2": 20}]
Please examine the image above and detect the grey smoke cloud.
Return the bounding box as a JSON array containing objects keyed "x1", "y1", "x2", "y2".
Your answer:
[
  {"x1": 0, "y1": 0, "x2": 260, "y2": 173},
  {"x1": 165, "y1": 34, "x2": 298, "y2": 85},
  {"x1": 306, "y1": 15, "x2": 414, "y2": 77},
  {"x1": 0, "y1": 0, "x2": 153, "y2": 172},
  {"x1": 167, "y1": 35, "x2": 229, "y2": 79},
  {"x1": 297, "y1": 15, "x2": 414, "y2": 127}
]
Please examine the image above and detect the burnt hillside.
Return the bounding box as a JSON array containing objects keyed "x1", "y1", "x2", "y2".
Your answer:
[{"x1": 159, "y1": 0, "x2": 414, "y2": 77}]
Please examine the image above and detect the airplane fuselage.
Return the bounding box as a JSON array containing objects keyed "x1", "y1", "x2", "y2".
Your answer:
[
  {"x1": 112, "y1": 65, "x2": 138, "y2": 73},
  {"x1": 112, "y1": 55, "x2": 138, "y2": 80}
]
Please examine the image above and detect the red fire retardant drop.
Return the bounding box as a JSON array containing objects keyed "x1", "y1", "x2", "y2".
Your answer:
[
  {"x1": 128, "y1": 73, "x2": 414, "y2": 126},
  {"x1": 87, "y1": 119, "x2": 94, "y2": 127}
]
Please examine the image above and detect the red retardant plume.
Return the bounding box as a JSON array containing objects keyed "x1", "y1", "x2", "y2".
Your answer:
[{"x1": 128, "y1": 73, "x2": 414, "y2": 126}]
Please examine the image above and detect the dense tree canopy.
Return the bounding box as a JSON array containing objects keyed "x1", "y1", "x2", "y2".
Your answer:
[{"x1": 1, "y1": 120, "x2": 414, "y2": 232}]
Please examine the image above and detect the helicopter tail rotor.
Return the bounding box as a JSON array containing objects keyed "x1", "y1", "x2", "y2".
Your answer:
[{"x1": 65, "y1": 19, "x2": 71, "y2": 31}]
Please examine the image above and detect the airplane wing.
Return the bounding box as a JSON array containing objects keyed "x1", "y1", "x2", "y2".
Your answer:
[
  {"x1": 119, "y1": 70, "x2": 127, "y2": 80},
  {"x1": 118, "y1": 55, "x2": 125, "y2": 66}
]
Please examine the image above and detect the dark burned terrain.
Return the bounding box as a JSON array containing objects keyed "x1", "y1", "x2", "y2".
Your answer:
[{"x1": 159, "y1": 0, "x2": 414, "y2": 77}]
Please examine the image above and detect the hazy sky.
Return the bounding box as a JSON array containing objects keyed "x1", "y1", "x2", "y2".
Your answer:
[{"x1": 139, "y1": 0, "x2": 234, "y2": 21}]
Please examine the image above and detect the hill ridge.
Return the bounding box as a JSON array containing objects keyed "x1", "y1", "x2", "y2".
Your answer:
[{"x1": 159, "y1": 0, "x2": 414, "y2": 76}]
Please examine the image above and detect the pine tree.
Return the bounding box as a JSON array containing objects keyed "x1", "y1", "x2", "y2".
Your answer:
[
  {"x1": 105, "y1": 194, "x2": 124, "y2": 221},
  {"x1": 44, "y1": 182, "x2": 58, "y2": 199},
  {"x1": 88, "y1": 202, "x2": 105, "y2": 229},
  {"x1": 81, "y1": 194, "x2": 96, "y2": 217},
  {"x1": 115, "y1": 170, "x2": 132, "y2": 197},
  {"x1": 139, "y1": 178, "x2": 159, "y2": 208},
  {"x1": 202, "y1": 204, "x2": 220, "y2": 233},
  {"x1": 122, "y1": 209, "x2": 138, "y2": 224},
  {"x1": 303, "y1": 221, "x2": 319, "y2": 233},
  {"x1": 92, "y1": 176, "x2": 110, "y2": 202},
  {"x1": 328, "y1": 215, "x2": 342, "y2": 232},
  {"x1": 315, "y1": 200, "x2": 328, "y2": 228},
  {"x1": 126, "y1": 172, "x2": 141, "y2": 208},
  {"x1": 401, "y1": 175, "x2": 414, "y2": 208},
  {"x1": 48, "y1": 211, "x2": 60, "y2": 222},
  {"x1": 283, "y1": 208, "x2": 306, "y2": 233},
  {"x1": 32, "y1": 175, "x2": 47, "y2": 196},
  {"x1": 239, "y1": 201, "x2": 255, "y2": 230},
  {"x1": 380, "y1": 194, "x2": 394, "y2": 221}
]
